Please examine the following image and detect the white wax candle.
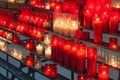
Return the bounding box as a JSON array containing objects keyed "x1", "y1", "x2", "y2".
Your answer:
[
  {"x1": 45, "y1": 3, "x2": 50, "y2": 9},
  {"x1": 8, "y1": 0, "x2": 15, "y2": 3},
  {"x1": 35, "y1": 59, "x2": 42, "y2": 70},
  {"x1": 44, "y1": 34, "x2": 51, "y2": 45},
  {"x1": 45, "y1": 46, "x2": 51, "y2": 59},
  {"x1": 36, "y1": 44, "x2": 43, "y2": 55}
]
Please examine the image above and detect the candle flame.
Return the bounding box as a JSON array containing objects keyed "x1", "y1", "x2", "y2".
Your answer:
[
  {"x1": 81, "y1": 77, "x2": 84, "y2": 79},
  {"x1": 96, "y1": 18, "x2": 100, "y2": 21},
  {"x1": 86, "y1": 10, "x2": 89, "y2": 13},
  {"x1": 103, "y1": 71, "x2": 106, "y2": 74}
]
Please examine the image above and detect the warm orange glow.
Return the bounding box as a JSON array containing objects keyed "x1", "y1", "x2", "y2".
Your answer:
[{"x1": 103, "y1": 71, "x2": 106, "y2": 74}]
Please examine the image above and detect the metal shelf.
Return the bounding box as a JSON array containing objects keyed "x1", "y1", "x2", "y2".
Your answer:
[{"x1": 0, "y1": 49, "x2": 70, "y2": 80}]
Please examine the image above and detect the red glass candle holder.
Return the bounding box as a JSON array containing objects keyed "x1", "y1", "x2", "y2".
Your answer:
[
  {"x1": 54, "y1": 2, "x2": 62, "y2": 12},
  {"x1": 77, "y1": 74, "x2": 87, "y2": 80},
  {"x1": 57, "y1": 38, "x2": 64, "y2": 64},
  {"x1": 35, "y1": 28, "x2": 43, "y2": 40},
  {"x1": 70, "y1": 43, "x2": 78, "y2": 69},
  {"x1": 63, "y1": 40, "x2": 72, "y2": 66},
  {"x1": 76, "y1": 44, "x2": 86, "y2": 73},
  {"x1": 83, "y1": 32, "x2": 90, "y2": 41},
  {"x1": 83, "y1": 6, "x2": 93, "y2": 28},
  {"x1": 12, "y1": 35, "x2": 20, "y2": 44},
  {"x1": 98, "y1": 64, "x2": 109, "y2": 80},
  {"x1": 93, "y1": 16, "x2": 103, "y2": 44},
  {"x1": 109, "y1": 11, "x2": 119, "y2": 33},
  {"x1": 109, "y1": 37, "x2": 118, "y2": 50},
  {"x1": 51, "y1": 36, "x2": 59, "y2": 61},
  {"x1": 3, "y1": 31, "x2": 8, "y2": 39},
  {"x1": 7, "y1": 21, "x2": 15, "y2": 30},
  {"x1": 16, "y1": 22, "x2": 28, "y2": 34},
  {"x1": 101, "y1": 9, "x2": 110, "y2": 32},
  {"x1": 75, "y1": 30, "x2": 83, "y2": 40},
  {"x1": 44, "y1": 64, "x2": 57, "y2": 78},
  {"x1": 44, "y1": 64, "x2": 52, "y2": 77},
  {"x1": 0, "y1": 30, "x2": 4, "y2": 37},
  {"x1": 25, "y1": 55, "x2": 34, "y2": 67},
  {"x1": 25, "y1": 40, "x2": 36, "y2": 51},
  {"x1": 87, "y1": 47, "x2": 97, "y2": 77}
]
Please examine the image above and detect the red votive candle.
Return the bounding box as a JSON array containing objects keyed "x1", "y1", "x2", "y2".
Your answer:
[
  {"x1": 51, "y1": 36, "x2": 59, "y2": 61},
  {"x1": 44, "y1": 64, "x2": 52, "y2": 77},
  {"x1": 98, "y1": 64, "x2": 109, "y2": 80},
  {"x1": 57, "y1": 38, "x2": 64, "y2": 64},
  {"x1": 75, "y1": 30, "x2": 83, "y2": 40},
  {"x1": 63, "y1": 40, "x2": 72, "y2": 66},
  {"x1": 25, "y1": 40, "x2": 36, "y2": 51},
  {"x1": 12, "y1": 35, "x2": 20, "y2": 44},
  {"x1": 87, "y1": 47, "x2": 97, "y2": 77},
  {"x1": 25, "y1": 55, "x2": 34, "y2": 67},
  {"x1": 70, "y1": 43, "x2": 78, "y2": 69},
  {"x1": 44, "y1": 64, "x2": 57, "y2": 78},
  {"x1": 83, "y1": 32, "x2": 90, "y2": 41},
  {"x1": 93, "y1": 16, "x2": 103, "y2": 44},
  {"x1": 109, "y1": 37, "x2": 118, "y2": 50},
  {"x1": 83, "y1": 7, "x2": 92, "y2": 28},
  {"x1": 76, "y1": 44, "x2": 86, "y2": 73},
  {"x1": 77, "y1": 74, "x2": 87, "y2": 80},
  {"x1": 101, "y1": 10, "x2": 110, "y2": 32},
  {"x1": 109, "y1": 11, "x2": 119, "y2": 33}
]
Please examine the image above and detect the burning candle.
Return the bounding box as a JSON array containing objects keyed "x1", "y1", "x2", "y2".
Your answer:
[
  {"x1": 36, "y1": 44, "x2": 43, "y2": 55},
  {"x1": 109, "y1": 37, "x2": 118, "y2": 50},
  {"x1": 45, "y1": 2, "x2": 50, "y2": 9},
  {"x1": 25, "y1": 55, "x2": 34, "y2": 67},
  {"x1": 63, "y1": 40, "x2": 71, "y2": 66},
  {"x1": 44, "y1": 64, "x2": 52, "y2": 77},
  {"x1": 25, "y1": 40, "x2": 36, "y2": 51},
  {"x1": 12, "y1": 35, "x2": 20, "y2": 44},
  {"x1": 76, "y1": 44, "x2": 86, "y2": 73},
  {"x1": 44, "y1": 33, "x2": 51, "y2": 45},
  {"x1": 108, "y1": 54, "x2": 117, "y2": 67},
  {"x1": 93, "y1": 16, "x2": 103, "y2": 44},
  {"x1": 8, "y1": 0, "x2": 15, "y2": 3},
  {"x1": 51, "y1": 36, "x2": 59, "y2": 61},
  {"x1": 45, "y1": 46, "x2": 51, "y2": 59},
  {"x1": 56, "y1": 38, "x2": 64, "y2": 64},
  {"x1": 70, "y1": 20, "x2": 78, "y2": 37},
  {"x1": 83, "y1": 32, "x2": 90, "y2": 41},
  {"x1": 83, "y1": 7, "x2": 92, "y2": 28},
  {"x1": 75, "y1": 30, "x2": 83, "y2": 40},
  {"x1": 101, "y1": 10, "x2": 110, "y2": 32},
  {"x1": 35, "y1": 58, "x2": 42, "y2": 70},
  {"x1": 0, "y1": 41, "x2": 5, "y2": 50},
  {"x1": 77, "y1": 74, "x2": 87, "y2": 80},
  {"x1": 44, "y1": 64, "x2": 57, "y2": 78},
  {"x1": 87, "y1": 47, "x2": 97, "y2": 77},
  {"x1": 70, "y1": 43, "x2": 78, "y2": 69},
  {"x1": 98, "y1": 64, "x2": 109, "y2": 80},
  {"x1": 6, "y1": 33, "x2": 12, "y2": 40},
  {"x1": 109, "y1": 10, "x2": 119, "y2": 33}
]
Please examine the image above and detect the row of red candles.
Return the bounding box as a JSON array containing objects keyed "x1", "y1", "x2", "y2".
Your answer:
[
  {"x1": 0, "y1": 30, "x2": 38, "y2": 51},
  {"x1": 30, "y1": 0, "x2": 79, "y2": 14},
  {"x1": 26, "y1": 55, "x2": 109, "y2": 79},
  {"x1": 83, "y1": 0, "x2": 119, "y2": 34},
  {"x1": 76, "y1": 30, "x2": 119, "y2": 50},
  {"x1": 0, "y1": 29, "x2": 109, "y2": 79},
  {"x1": 0, "y1": 10, "x2": 15, "y2": 29},
  {"x1": 0, "y1": 8, "x2": 51, "y2": 30},
  {"x1": 51, "y1": 35, "x2": 97, "y2": 77},
  {"x1": 18, "y1": 8, "x2": 52, "y2": 27}
]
